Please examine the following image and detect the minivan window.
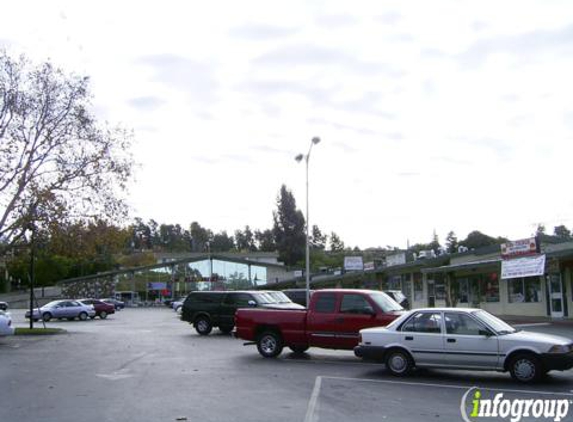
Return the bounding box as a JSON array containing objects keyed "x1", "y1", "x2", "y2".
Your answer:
[{"x1": 224, "y1": 293, "x2": 254, "y2": 306}]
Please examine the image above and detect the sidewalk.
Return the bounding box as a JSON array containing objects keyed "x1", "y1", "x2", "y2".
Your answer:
[{"x1": 498, "y1": 314, "x2": 573, "y2": 326}]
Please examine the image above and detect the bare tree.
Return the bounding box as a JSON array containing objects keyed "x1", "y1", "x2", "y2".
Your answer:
[{"x1": 0, "y1": 51, "x2": 134, "y2": 249}]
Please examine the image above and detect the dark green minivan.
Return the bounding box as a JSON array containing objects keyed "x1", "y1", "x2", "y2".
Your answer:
[{"x1": 181, "y1": 291, "x2": 304, "y2": 335}]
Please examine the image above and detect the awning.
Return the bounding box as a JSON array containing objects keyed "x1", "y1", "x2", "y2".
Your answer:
[{"x1": 421, "y1": 258, "x2": 501, "y2": 274}]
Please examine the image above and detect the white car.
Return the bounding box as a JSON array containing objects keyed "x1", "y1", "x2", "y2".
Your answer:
[
  {"x1": 355, "y1": 308, "x2": 573, "y2": 383},
  {"x1": 0, "y1": 310, "x2": 15, "y2": 336}
]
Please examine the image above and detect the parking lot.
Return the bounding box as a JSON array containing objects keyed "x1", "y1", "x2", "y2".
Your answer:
[{"x1": 1, "y1": 308, "x2": 572, "y2": 422}]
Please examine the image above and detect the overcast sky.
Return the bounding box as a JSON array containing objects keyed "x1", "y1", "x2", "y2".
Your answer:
[{"x1": 2, "y1": 0, "x2": 573, "y2": 249}]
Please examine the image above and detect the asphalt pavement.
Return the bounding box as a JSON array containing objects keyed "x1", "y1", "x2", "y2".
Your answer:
[{"x1": 1, "y1": 309, "x2": 572, "y2": 422}]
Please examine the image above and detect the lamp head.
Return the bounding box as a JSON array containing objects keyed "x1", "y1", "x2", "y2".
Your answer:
[
  {"x1": 295, "y1": 153, "x2": 304, "y2": 162},
  {"x1": 311, "y1": 137, "x2": 320, "y2": 145}
]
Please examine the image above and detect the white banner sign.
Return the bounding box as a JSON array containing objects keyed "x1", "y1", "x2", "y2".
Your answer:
[
  {"x1": 344, "y1": 256, "x2": 364, "y2": 271},
  {"x1": 386, "y1": 253, "x2": 406, "y2": 267},
  {"x1": 501, "y1": 255, "x2": 546, "y2": 280}
]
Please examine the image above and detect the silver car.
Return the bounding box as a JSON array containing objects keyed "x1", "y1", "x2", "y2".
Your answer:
[
  {"x1": 0, "y1": 310, "x2": 15, "y2": 336},
  {"x1": 355, "y1": 307, "x2": 573, "y2": 383},
  {"x1": 25, "y1": 300, "x2": 96, "y2": 322}
]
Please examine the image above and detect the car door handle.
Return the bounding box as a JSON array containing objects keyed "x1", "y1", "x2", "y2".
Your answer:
[
  {"x1": 447, "y1": 338, "x2": 456, "y2": 343},
  {"x1": 405, "y1": 336, "x2": 414, "y2": 341}
]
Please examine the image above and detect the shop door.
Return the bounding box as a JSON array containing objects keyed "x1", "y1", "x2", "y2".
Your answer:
[
  {"x1": 548, "y1": 274, "x2": 564, "y2": 318},
  {"x1": 427, "y1": 280, "x2": 435, "y2": 307}
]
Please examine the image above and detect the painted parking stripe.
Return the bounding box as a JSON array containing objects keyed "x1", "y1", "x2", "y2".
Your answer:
[{"x1": 303, "y1": 375, "x2": 573, "y2": 422}]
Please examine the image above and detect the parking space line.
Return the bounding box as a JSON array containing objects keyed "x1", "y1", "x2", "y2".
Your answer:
[
  {"x1": 320, "y1": 375, "x2": 573, "y2": 396},
  {"x1": 303, "y1": 376, "x2": 573, "y2": 422},
  {"x1": 303, "y1": 376, "x2": 322, "y2": 422}
]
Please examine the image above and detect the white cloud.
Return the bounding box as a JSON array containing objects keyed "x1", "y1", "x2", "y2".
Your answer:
[{"x1": 2, "y1": 0, "x2": 573, "y2": 249}]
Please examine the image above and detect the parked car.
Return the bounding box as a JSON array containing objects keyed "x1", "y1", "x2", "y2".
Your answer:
[
  {"x1": 384, "y1": 290, "x2": 409, "y2": 309},
  {"x1": 0, "y1": 301, "x2": 8, "y2": 311},
  {"x1": 79, "y1": 299, "x2": 115, "y2": 319},
  {"x1": 235, "y1": 289, "x2": 404, "y2": 357},
  {"x1": 0, "y1": 310, "x2": 15, "y2": 336},
  {"x1": 282, "y1": 289, "x2": 314, "y2": 306},
  {"x1": 354, "y1": 307, "x2": 573, "y2": 383},
  {"x1": 25, "y1": 300, "x2": 96, "y2": 322},
  {"x1": 171, "y1": 298, "x2": 185, "y2": 313},
  {"x1": 181, "y1": 290, "x2": 304, "y2": 335},
  {"x1": 101, "y1": 298, "x2": 125, "y2": 310}
]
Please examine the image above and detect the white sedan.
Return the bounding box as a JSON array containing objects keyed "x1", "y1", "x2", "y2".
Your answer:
[
  {"x1": 0, "y1": 310, "x2": 15, "y2": 336},
  {"x1": 355, "y1": 308, "x2": 573, "y2": 383}
]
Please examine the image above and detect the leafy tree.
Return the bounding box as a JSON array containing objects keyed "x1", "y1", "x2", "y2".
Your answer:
[
  {"x1": 553, "y1": 225, "x2": 571, "y2": 240},
  {"x1": 311, "y1": 225, "x2": 327, "y2": 250},
  {"x1": 0, "y1": 51, "x2": 133, "y2": 251},
  {"x1": 210, "y1": 231, "x2": 235, "y2": 252},
  {"x1": 329, "y1": 231, "x2": 345, "y2": 252},
  {"x1": 272, "y1": 185, "x2": 306, "y2": 266},
  {"x1": 189, "y1": 221, "x2": 211, "y2": 252},
  {"x1": 255, "y1": 229, "x2": 276, "y2": 252},
  {"x1": 235, "y1": 225, "x2": 257, "y2": 251},
  {"x1": 460, "y1": 230, "x2": 505, "y2": 250},
  {"x1": 445, "y1": 231, "x2": 458, "y2": 254}
]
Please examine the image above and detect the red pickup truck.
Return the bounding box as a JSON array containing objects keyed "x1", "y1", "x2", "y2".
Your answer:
[{"x1": 234, "y1": 289, "x2": 404, "y2": 358}]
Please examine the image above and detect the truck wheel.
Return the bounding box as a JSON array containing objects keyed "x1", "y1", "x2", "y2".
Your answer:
[
  {"x1": 509, "y1": 353, "x2": 543, "y2": 383},
  {"x1": 289, "y1": 345, "x2": 309, "y2": 354},
  {"x1": 257, "y1": 331, "x2": 283, "y2": 358},
  {"x1": 195, "y1": 317, "x2": 212, "y2": 335},
  {"x1": 385, "y1": 349, "x2": 414, "y2": 376}
]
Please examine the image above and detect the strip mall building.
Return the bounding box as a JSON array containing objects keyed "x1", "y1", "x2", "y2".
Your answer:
[{"x1": 377, "y1": 237, "x2": 573, "y2": 319}]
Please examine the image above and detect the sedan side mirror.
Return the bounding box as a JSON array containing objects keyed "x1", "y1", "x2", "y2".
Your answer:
[
  {"x1": 247, "y1": 300, "x2": 257, "y2": 308},
  {"x1": 479, "y1": 329, "x2": 494, "y2": 337}
]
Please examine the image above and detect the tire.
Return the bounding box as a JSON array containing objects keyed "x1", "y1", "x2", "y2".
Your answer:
[
  {"x1": 219, "y1": 325, "x2": 233, "y2": 334},
  {"x1": 78, "y1": 312, "x2": 88, "y2": 321},
  {"x1": 42, "y1": 312, "x2": 52, "y2": 322},
  {"x1": 289, "y1": 345, "x2": 309, "y2": 354},
  {"x1": 509, "y1": 353, "x2": 543, "y2": 383},
  {"x1": 385, "y1": 349, "x2": 414, "y2": 377},
  {"x1": 194, "y1": 317, "x2": 212, "y2": 335},
  {"x1": 257, "y1": 331, "x2": 284, "y2": 358},
  {"x1": 99, "y1": 311, "x2": 108, "y2": 319}
]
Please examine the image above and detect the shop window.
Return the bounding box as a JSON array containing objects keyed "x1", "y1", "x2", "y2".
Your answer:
[
  {"x1": 508, "y1": 277, "x2": 541, "y2": 303},
  {"x1": 434, "y1": 275, "x2": 446, "y2": 300},
  {"x1": 413, "y1": 273, "x2": 423, "y2": 301},
  {"x1": 387, "y1": 275, "x2": 401, "y2": 291},
  {"x1": 484, "y1": 274, "x2": 500, "y2": 303}
]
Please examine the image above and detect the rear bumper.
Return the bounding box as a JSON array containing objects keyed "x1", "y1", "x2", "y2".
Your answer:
[
  {"x1": 354, "y1": 345, "x2": 387, "y2": 361},
  {"x1": 541, "y1": 352, "x2": 573, "y2": 371}
]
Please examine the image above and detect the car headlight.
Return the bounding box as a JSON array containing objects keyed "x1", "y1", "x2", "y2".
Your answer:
[{"x1": 547, "y1": 344, "x2": 573, "y2": 354}]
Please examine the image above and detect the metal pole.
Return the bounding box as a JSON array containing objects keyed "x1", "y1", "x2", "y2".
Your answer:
[
  {"x1": 305, "y1": 155, "x2": 310, "y2": 307},
  {"x1": 29, "y1": 226, "x2": 35, "y2": 329}
]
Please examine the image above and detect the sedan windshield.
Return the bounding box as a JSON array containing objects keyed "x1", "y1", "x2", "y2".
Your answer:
[
  {"x1": 370, "y1": 292, "x2": 403, "y2": 312},
  {"x1": 473, "y1": 310, "x2": 517, "y2": 334}
]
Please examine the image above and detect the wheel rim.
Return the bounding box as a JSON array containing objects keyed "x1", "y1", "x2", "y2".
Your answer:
[
  {"x1": 197, "y1": 320, "x2": 209, "y2": 332},
  {"x1": 514, "y1": 359, "x2": 535, "y2": 381},
  {"x1": 261, "y1": 335, "x2": 277, "y2": 354},
  {"x1": 389, "y1": 353, "x2": 407, "y2": 373},
  {"x1": 79, "y1": 313, "x2": 87, "y2": 321},
  {"x1": 100, "y1": 311, "x2": 107, "y2": 319},
  {"x1": 43, "y1": 313, "x2": 51, "y2": 321}
]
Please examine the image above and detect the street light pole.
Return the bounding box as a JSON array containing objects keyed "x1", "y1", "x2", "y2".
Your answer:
[{"x1": 295, "y1": 136, "x2": 321, "y2": 307}]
